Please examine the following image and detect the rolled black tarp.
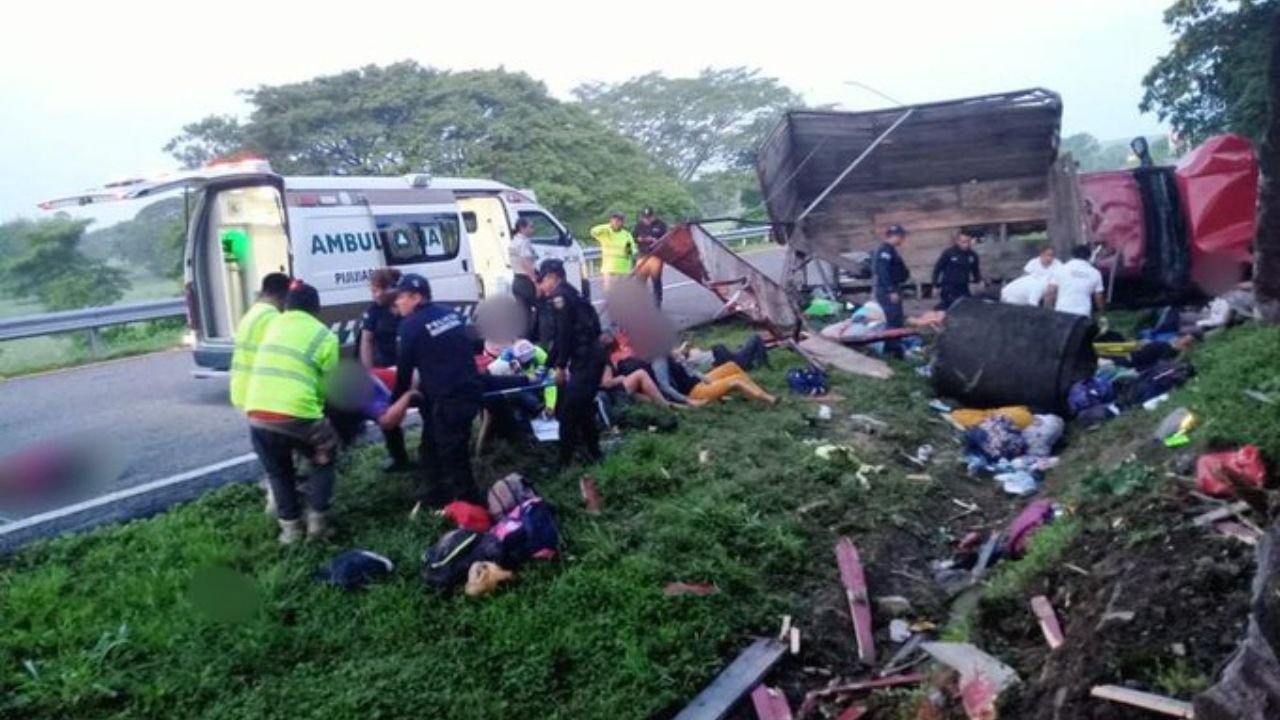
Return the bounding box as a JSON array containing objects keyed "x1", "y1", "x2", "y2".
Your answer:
[{"x1": 933, "y1": 298, "x2": 1097, "y2": 413}]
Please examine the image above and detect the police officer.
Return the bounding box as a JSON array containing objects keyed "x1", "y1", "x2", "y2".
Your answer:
[
  {"x1": 242, "y1": 281, "x2": 340, "y2": 544},
  {"x1": 386, "y1": 273, "x2": 483, "y2": 507},
  {"x1": 874, "y1": 224, "x2": 911, "y2": 331},
  {"x1": 535, "y1": 258, "x2": 605, "y2": 465},
  {"x1": 632, "y1": 207, "x2": 669, "y2": 308},
  {"x1": 359, "y1": 268, "x2": 410, "y2": 471},
  {"x1": 931, "y1": 230, "x2": 982, "y2": 310}
]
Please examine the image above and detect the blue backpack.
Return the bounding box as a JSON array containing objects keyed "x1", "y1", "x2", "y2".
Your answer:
[
  {"x1": 490, "y1": 498, "x2": 560, "y2": 565},
  {"x1": 787, "y1": 367, "x2": 829, "y2": 396},
  {"x1": 1067, "y1": 375, "x2": 1115, "y2": 416}
]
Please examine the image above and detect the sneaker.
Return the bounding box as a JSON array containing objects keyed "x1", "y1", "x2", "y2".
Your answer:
[
  {"x1": 305, "y1": 511, "x2": 332, "y2": 540},
  {"x1": 277, "y1": 519, "x2": 304, "y2": 546}
]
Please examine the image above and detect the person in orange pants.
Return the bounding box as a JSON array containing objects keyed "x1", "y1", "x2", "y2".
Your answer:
[{"x1": 685, "y1": 361, "x2": 777, "y2": 404}]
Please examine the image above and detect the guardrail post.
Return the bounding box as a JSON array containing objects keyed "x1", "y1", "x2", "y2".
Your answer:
[{"x1": 87, "y1": 328, "x2": 102, "y2": 356}]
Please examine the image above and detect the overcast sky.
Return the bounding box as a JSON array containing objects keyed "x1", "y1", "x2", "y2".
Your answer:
[{"x1": 1, "y1": 0, "x2": 1176, "y2": 224}]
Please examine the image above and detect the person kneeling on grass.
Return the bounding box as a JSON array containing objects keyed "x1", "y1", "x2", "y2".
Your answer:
[{"x1": 242, "y1": 281, "x2": 340, "y2": 545}]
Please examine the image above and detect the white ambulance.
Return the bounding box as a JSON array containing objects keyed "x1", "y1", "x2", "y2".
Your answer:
[{"x1": 42, "y1": 158, "x2": 590, "y2": 372}]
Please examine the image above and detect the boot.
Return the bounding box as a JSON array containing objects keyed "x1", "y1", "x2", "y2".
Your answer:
[
  {"x1": 262, "y1": 480, "x2": 277, "y2": 516},
  {"x1": 305, "y1": 510, "x2": 332, "y2": 540},
  {"x1": 277, "y1": 518, "x2": 303, "y2": 546}
]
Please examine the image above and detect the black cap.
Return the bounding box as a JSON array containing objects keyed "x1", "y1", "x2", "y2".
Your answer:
[
  {"x1": 610, "y1": 211, "x2": 625, "y2": 221},
  {"x1": 535, "y1": 258, "x2": 566, "y2": 281},
  {"x1": 389, "y1": 273, "x2": 431, "y2": 297},
  {"x1": 885, "y1": 224, "x2": 907, "y2": 237},
  {"x1": 641, "y1": 207, "x2": 655, "y2": 217}
]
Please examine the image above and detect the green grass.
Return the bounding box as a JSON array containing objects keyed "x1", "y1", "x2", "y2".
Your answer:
[
  {"x1": 983, "y1": 518, "x2": 1079, "y2": 602},
  {"x1": 0, "y1": 325, "x2": 947, "y2": 719}
]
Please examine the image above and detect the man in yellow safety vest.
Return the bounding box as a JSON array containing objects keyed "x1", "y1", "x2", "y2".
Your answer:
[
  {"x1": 242, "y1": 281, "x2": 341, "y2": 545},
  {"x1": 228, "y1": 272, "x2": 291, "y2": 410},
  {"x1": 591, "y1": 211, "x2": 635, "y2": 291}
]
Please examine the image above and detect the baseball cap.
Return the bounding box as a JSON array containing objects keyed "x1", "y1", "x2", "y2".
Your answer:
[
  {"x1": 535, "y1": 258, "x2": 566, "y2": 281},
  {"x1": 389, "y1": 273, "x2": 431, "y2": 296},
  {"x1": 512, "y1": 339, "x2": 537, "y2": 364},
  {"x1": 641, "y1": 207, "x2": 655, "y2": 217},
  {"x1": 885, "y1": 224, "x2": 907, "y2": 237},
  {"x1": 610, "y1": 211, "x2": 625, "y2": 221}
]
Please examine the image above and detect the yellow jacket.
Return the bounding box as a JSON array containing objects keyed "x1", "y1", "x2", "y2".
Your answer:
[
  {"x1": 590, "y1": 224, "x2": 635, "y2": 276},
  {"x1": 243, "y1": 310, "x2": 339, "y2": 420},
  {"x1": 229, "y1": 301, "x2": 280, "y2": 410}
]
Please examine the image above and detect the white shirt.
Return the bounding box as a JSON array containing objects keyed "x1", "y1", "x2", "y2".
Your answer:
[
  {"x1": 1000, "y1": 274, "x2": 1047, "y2": 307},
  {"x1": 1024, "y1": 257, "x2": 1063, "y2": 278},
  {"x1": 1049, "y1": 259, "x2": 1104, "y2": 317},
  {"x1": 508, "y1": 232, "x2": 537, "y2": 276}
]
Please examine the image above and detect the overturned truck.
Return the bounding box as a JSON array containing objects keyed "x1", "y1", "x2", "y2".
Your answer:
[{"x1": 755, "y1": 88, "x2": 1067, "y2": 296}]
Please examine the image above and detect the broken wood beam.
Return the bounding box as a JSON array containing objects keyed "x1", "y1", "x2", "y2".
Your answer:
[
  {"x1": 1030, "y1": 595, "x2": 1065, "y2": 649},
  {"x1": 750, "y1": 685, "x2": 794, "y2": 720},
  {"x1": 1190, "y1": 501, "x2": 1251, "y2": 527},
  {"x1": 1089, "y1": 685, "x2": 1195, "y2": 718},
  {"x1": 1214, "y1": 520, "x2": 1261, "y2": 545},
  {"x1": 835, "y1": 537, "x2": 876, "y2": 664},
  {"x1": 673, "y1": 638, "x2": 789, "y2": 720}
]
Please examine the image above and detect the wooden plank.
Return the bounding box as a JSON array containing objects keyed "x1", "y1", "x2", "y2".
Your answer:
[
  {"x1": 1215, "y1": 520, "x2": 1261, "y2": 545},
  {"x1": 673, "y1": 638, "x2": 789, "y2": 720},
  {"x1": 835, "y1": 705, "x2": 868, "y2": 720},
  {"x1": 835, "y1": 537, "x2": 876, "y2": 664},
  {"x1": 807, "y1": 673, "x2": 927, "y2": 699},
  {"x1": 1047, "y1": 154, "x2": 1085, "y2": 252},
  {"x1": 1191, "y1": 501, "x2": 1252, "y2": 527},
  {"x1": 1090, "y1": 685, "x2": 1195, "y2": 718},
  {"x1": 750, "y1": 685, "x2": 794, "y2": 720},
  {"x1": 1030, "y1": 595, "x2": 1065, "y2": 649}
]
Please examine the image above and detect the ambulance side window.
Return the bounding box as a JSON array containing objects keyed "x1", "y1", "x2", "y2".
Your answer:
[
  {"x1": 517, "y1": 211, "x2": 568, "y2": 247},
  {"x1": 379, "y1": 214, "x2": 461, "y2": 265}
]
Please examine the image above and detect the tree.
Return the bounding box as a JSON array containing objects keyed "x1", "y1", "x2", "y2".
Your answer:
[
  {"x1": 572, "y1": 67, "x2": 804, "y2": 182},
  {"x1": 1256, "y1": 12, "x2": 1280, "y2": 323},
  {"x1": 1141, "y1": 0, "x2": 1278, "y2": 145},
  {"x1": 166, "y1": 63, "x2": 696, "y2": 237},
  {"x1": 84, "y1": 197, "x2": 187, "y2": 280},
  {"x1": 0, "y1": 217, "x2": 129, "y2": 311}
]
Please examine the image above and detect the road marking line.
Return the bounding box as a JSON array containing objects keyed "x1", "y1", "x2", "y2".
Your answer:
[{"x1": 0, "y1": 453, "x2": 257, "y2": 536}]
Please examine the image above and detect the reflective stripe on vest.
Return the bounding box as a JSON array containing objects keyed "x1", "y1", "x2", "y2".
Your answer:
[{"x1": 243, "y1": 313, "x2": 334, "y2": 419}]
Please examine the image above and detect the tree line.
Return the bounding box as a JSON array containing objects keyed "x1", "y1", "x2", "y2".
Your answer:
[{"x1": 1, "y1": 0, "x2": 1275, "y2": 313}]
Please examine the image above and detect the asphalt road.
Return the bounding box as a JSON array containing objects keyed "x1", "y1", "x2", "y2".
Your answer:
[{"x1": 0, "y1": 248, "x2": 785, "y2": 520}]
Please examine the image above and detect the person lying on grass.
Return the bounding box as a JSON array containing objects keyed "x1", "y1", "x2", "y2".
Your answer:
[{"x1": 599, "y1": 331, "x2": 683, "y2": 408}]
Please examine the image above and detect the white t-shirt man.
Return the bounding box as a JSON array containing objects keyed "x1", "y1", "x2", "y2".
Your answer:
[
  {"x1": 1049, "y1": 259, "x2": 1104, "y2": 317},
  {"x1": 508, "y1": 231, "x2": 537, "y2": 278},
  {"x1": 1000, "y1": 274, "x2": 1047, "y2": 307},
  {"x1": 1024, "y1": 256, "x2": 1063, "y2": 278}
]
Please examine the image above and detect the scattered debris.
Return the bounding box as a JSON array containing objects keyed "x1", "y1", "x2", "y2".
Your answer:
[
  {"x1": 1243, "y1": 389, "x2": 1276, "y2": 405},
  {"x1": 1089, "y1": 685, "x2": 1194, "y2": 718},
  {"x1": 1030, "y1": 595, "x2": 1065, "y2": 649},
  {"x1": 906, "y1": 473, "x2": 934, "y2": 483},
  {"x1": 803, "y1": 673, "x2": 927, "y2": 701},
  {"x1": 890, "y1": 569, "x2": 931, "y2": 586},
  {"x1": 889, "y1": 619, "x2": 912, "y2": 643},
  {"x1": 1170, "y1": 642, "x2": 1187, "y2": 657},
  {"x1": 797, "y1": 500, "x2": 830, "y2": 515},
  {"x1": 750, "y1": 685, "x2": 794, "y2": 720},
  {"x1": 834, "y1": 705, "x2": 867, "y2": 720},
  {"x1": 835, "y1": 537, "x2": 876, "y2": 664},
  {"x1": 1096, "y1": 583, "x2": 1137, "y2": 630},
  {"x1": 874, "y1": 595, "x2": 914, "y2": 617},
  {"x1": 922, "y1": 642, "x2": 1020, "y2": 720},
  {"x1": 971, "y1": 532, "x2": 1000, "y2": 580},
  {"x1": 879, "y1": 632, "x2": 929, "y2": 677},
  {"x1": 664, "y1": 582, "x2": 719, "y2": 597},
  {"x1": 699, "y1": 450, "x2": 711, "y2": 465},
  {"x1": 1214, "y1": 520, "x2": 1261, "y2": 545},
  {"x1": 848, "y1": 414, "x2": 888, "y2": 433},
  {"x1": 1190, "y1": 501, "x2": 1252, "y2": 527},
  {"x1": 1195, "y1": 445, "x2": 1267, "y2": 498},
  {"x1": 790, "y1": 627, "x2": 802, "y2": 656},
  {"x1": 672, "y1": 638, "x2": 788, "y2": 720},
  {"x1": 778, "y1": 615, "x2": 792, "y2": 641}
]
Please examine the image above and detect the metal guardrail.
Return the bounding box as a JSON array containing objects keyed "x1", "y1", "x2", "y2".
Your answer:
[
  {"x1": 0, "y1": 299, "x2": 185, "y2": 352},
  {"x1": 0, "y1": 226, "x2": 772, "y2": 347},
  {"x1": 579, "y1": 225, "x2": 771, "y2": 273}
]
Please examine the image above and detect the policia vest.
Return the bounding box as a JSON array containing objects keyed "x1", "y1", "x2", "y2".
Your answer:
[{"x1": 242, "y1": 310, "x2": 339, "y2": 420}]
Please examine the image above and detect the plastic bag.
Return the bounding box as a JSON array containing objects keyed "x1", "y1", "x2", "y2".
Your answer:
[{"x1": 1195, "y1": 445, "x2": 1267, "y2": 498}]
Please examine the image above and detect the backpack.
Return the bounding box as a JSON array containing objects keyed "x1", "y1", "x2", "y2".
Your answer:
[
  {"x1": 487, "y1": 473, "x2": 539, "y2": 517},
  {"x1": 491, "y1": 498, "x2": 560, "y2": 565},
  {"x1": 786, "y1": 367, "x2": 829, "y2": 396},
  {"x1": 316, "y1": 550, "x2": 394, "y2": 590},
  {"x1": 422, "y1": 529, "x2": 504, "y2": 591},
  {"x1": 1067, "y1": 375, "x2": 1114, "y2": 416}
]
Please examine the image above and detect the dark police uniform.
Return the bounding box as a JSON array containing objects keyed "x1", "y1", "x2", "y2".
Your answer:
[
  {"x1": 540, "y1": 260, "x2": 605, "y2": 464},
  {"x1": 874, "y1": 241, "x2": 910, "y2": 329},
  {"x1": 362, "y1": 301, "x2": 409, "y2": 467},
  {"x1": 392, "y1": 276, "x2": 483, "y2": 506},
  {"x1": 932, "y1": 246, "x2": 982, "y2": 310}
]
